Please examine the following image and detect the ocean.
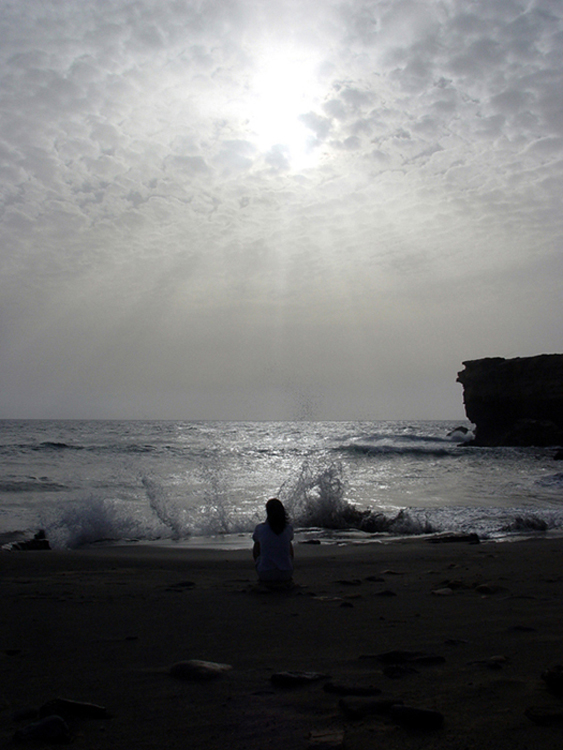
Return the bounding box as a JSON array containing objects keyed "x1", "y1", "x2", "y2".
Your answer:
[{"x1": 1, "y1": 420, "x2": 562, "y2": 549}]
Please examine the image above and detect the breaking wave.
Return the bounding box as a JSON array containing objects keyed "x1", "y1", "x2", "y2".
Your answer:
[
  {"x1": 17, "y1": 459, "x2": 563, "y2": 550},
  {"x1": 40, "y1": 496, "x2": 153, "y2": 549},
  {"x1": 337, "y1": 430, "x2": 471, "y2": 458}
]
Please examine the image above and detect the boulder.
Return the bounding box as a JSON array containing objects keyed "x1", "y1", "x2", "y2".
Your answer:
[
  {"x1": 456, "y1": 355, "x2": 563, "y2": 446},
  {"x1": 6, "y1": 530, "x2": 51, "y2": 551}
]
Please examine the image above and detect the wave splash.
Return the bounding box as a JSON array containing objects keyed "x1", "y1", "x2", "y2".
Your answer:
[
  {"x1": 279, "y1": 460, "x2": 434, "y2": 535},
  {"x1": 40, "y1": 460, "x2": 436, "y2": 548},
  {"x1": 279, "y1": 461, "x2": 349, "y2": 528},
  {"x1": 42, "y1": 496, "x2": 152, "y2": 549},
  {"x1": 143, "y1": 465, "x2": 259, "y2": 540},
  {"x1": 35, "y1": 459, "x2": 563, "y2": 549}
]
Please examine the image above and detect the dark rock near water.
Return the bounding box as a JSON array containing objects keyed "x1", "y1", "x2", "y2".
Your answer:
[
  {"x1": 6, "y1": 530, "x2": 51, "y2": 551},
  {"x1": 10, "y1": 539, "x2": 51, "y2": 551},
  {"x1": 428, "y1": 533, "x2": 480, "y2": 544},
  {"x1": 457, "y1": 354, "x2": 563, "y2": 446}
]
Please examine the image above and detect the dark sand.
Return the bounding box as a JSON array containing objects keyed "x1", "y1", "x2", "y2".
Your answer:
[{"x1": 2, "y1": 537, "x2": 563, "y2": 749}]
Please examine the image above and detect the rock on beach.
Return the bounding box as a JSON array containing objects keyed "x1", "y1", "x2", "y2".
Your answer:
[{"x1": 169, "y1": 660, "x2": 233, "y2": 681}]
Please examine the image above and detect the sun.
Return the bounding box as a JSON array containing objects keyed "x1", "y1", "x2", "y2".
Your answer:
[{"x1": 246, "y1": 46, "x2": 324, "y2": 171}]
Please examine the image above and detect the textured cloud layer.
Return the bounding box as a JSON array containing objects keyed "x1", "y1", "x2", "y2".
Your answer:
[{"x1": 1, "y1": 0, "x2": 562, "y2": 418}]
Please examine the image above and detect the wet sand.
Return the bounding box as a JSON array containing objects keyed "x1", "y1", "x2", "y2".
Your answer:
[{"x1": 2, "y1": 537, "x2": 563, "y2": 749}]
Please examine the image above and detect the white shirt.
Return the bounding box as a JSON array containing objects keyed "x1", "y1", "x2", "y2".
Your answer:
[{"x1": 252, "y1": 522, "x2": 294, "y2": 575}]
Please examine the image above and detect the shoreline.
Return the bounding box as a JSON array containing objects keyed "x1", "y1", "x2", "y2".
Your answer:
[
  {"x1": 2, "y1": 537, "x2": 563, "y2": 749},
  {"x1": 5, "y1": 525, "x2": 563, "y2": 553}
]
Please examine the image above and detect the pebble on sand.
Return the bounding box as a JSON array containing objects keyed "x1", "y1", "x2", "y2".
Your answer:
[{"x1": 169, "y1": 660, "x2": 233, "y2": 681}]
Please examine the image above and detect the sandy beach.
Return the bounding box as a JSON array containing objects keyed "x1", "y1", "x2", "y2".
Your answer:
[{"x1": 2, "y1": 536, "x2": 563, "y2": 749}]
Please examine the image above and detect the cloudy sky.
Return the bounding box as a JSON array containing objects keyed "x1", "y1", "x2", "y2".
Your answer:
[{"x1": 0, "y1": 0, "x2": 562, "y2": 420}]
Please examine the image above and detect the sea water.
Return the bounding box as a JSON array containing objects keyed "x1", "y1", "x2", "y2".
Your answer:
[{"x1": 1, "y1": 420, "x2": 562, "y2": 549}]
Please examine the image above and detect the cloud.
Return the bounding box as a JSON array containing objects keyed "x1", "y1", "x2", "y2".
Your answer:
[{"x1": 0, "y1": 0, "x2": 562, "y2": 418}]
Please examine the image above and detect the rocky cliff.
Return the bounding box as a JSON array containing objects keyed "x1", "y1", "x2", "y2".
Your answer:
[{"x1": 456, "y1": 354, "x2": 563, "y2": 446}]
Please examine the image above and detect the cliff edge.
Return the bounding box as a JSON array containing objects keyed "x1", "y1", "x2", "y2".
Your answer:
[{"x1": 457, "y1": 354, "x2": 563, "y2": 446}]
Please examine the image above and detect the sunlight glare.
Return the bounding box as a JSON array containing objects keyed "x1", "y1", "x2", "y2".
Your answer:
[{"x1": 248, "y1": 47, "x2": 324, "y2": 171}]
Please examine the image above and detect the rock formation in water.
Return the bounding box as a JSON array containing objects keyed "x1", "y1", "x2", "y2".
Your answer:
[{"x1": 456, "y1": 354, "x2": 563, "y2": 446}]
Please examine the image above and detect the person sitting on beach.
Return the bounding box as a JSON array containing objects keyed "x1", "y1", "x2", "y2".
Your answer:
[{"x1": 252, "y1": 498, "x2": 294, "y2": 582}]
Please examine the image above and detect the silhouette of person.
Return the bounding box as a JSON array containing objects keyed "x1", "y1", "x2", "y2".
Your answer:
[{"x1": 252, "y1": 498, "x2": 294, "y2": 582}]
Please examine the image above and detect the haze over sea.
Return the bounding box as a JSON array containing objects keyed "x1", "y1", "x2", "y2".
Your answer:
[{"x1": 1, "y1": 420, "x2": 563, "y2": 550}]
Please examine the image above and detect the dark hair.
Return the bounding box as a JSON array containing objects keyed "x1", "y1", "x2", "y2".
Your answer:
[{"x1": 266, "y1": 498, "x2": 288, "y2": 535}]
